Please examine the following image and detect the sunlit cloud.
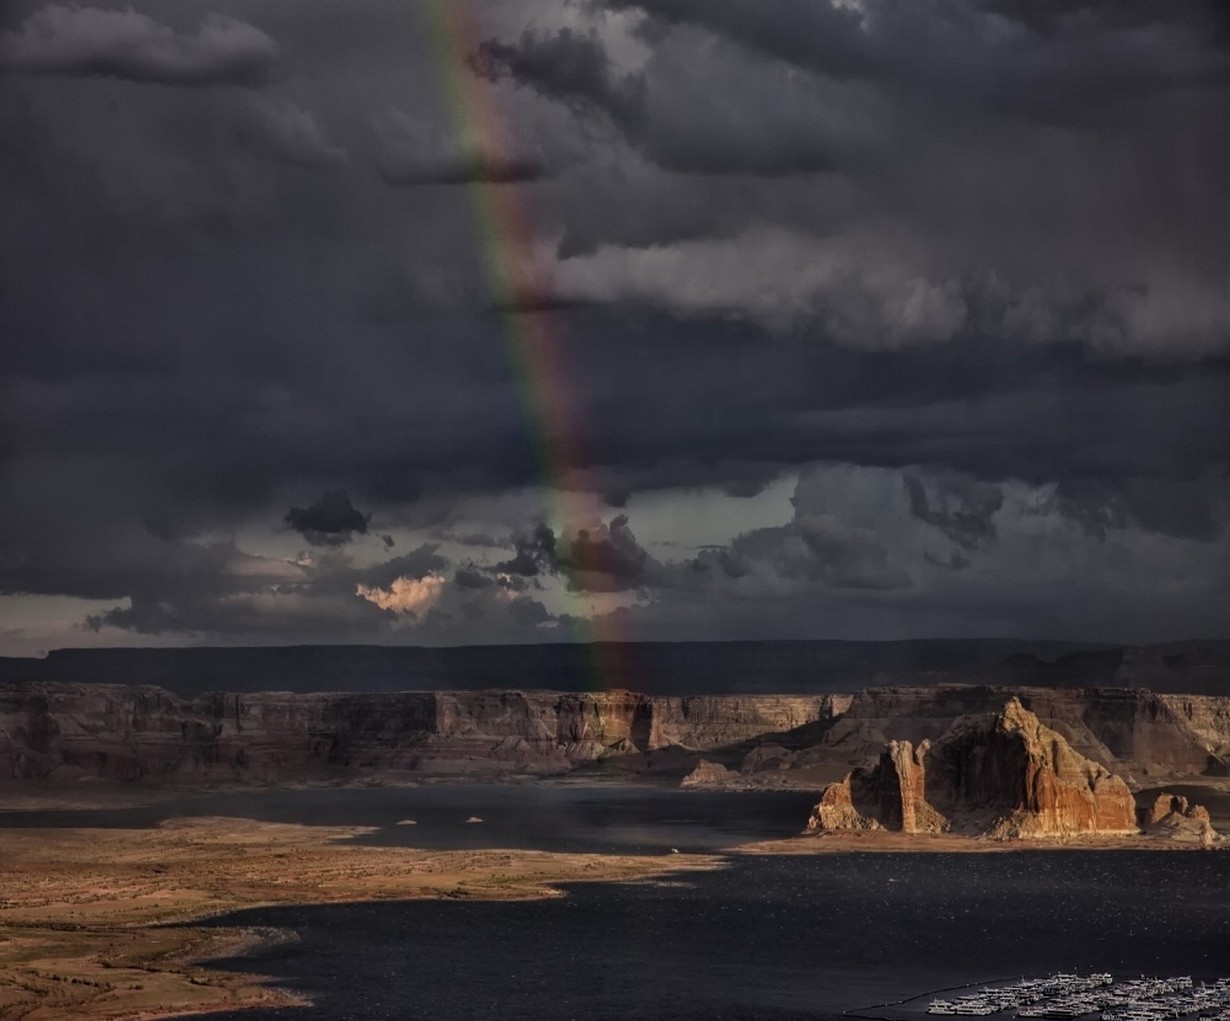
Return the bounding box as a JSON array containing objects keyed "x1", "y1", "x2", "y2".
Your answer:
[{"x1": 355, "y1": 573, "x2": 447, "y2": 615}]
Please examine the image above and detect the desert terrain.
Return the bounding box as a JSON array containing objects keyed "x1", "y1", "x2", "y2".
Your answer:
[
  {"x1": 0, "y1": 812, "x2": 718, "y2": 1020},
  {"x1": 3, "y1": 665, "x2": 1230, "y2": 1019}
]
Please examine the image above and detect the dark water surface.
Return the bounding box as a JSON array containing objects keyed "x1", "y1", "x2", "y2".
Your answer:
[
  {"x1": 119, "y1": 786, "x2": 1230, "y2": 1021},
  {"x1": 0, "y1": 783, "x2": 817, "y2": 853},
  {"x1": 188, "y1": 851, "x2": 1230, "y2": 1021}
]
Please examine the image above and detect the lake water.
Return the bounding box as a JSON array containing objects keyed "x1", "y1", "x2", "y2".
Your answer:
[
  {"x1": 0, "y1": 783, "x2": 817, "y2": 853},
  {"x1": 100, "y1": 785, "x2": 1230, "y2": 1021}
]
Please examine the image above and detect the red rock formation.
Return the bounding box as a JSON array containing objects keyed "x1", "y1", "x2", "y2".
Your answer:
[
  {"x1": 1140, "y1": 791, "x2": 1221, "y2": 846},
  {"x1": 805, "y1": 740, "x2": 949, "y2": 835},
  {"x1": 879, "y1": 739, "x2": 949, "y2": 834},
  {"x1": 813, "y1": 685, "x2": 1230, "y2": 780},
  {"x1": 805, "y1": 774, "x2": 879, "y2": 832},
  {"x1": 949, "y1": 698, "x2": 1138, "y2": 838},
  {"x1": 806, "y1": 698, "x2": 1138, "y2": 839}
]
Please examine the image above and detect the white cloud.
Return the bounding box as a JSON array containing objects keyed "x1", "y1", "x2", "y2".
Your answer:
[{"x1": 355, "y1": 573, "x2": 446, "y2": 615}]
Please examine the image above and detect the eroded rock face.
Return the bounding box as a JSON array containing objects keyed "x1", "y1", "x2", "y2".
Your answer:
[
  {"x1": 879, "y1": 739, "x2": 949, "y2": 834},
  {"x1": 805, "y1": 774, "x2": 880, "y2": 832},
  {"x1": 812, "y1": 685, "x2": 1230, "y2": 780},
  {"x1": 805, "y1": 740, "x2": 949, "y2": 835},
  {"x1": 807, "y1": 698, "x2": 1138, "y2": 839},
  {"x1": 680, "y1": 759, "x2": 734, "y2": 787},
  {"x1": 1140, "y1": 792, "x2": 1221, "y2": 846},
  {"x1": 0, "y1": 683, "x2": 840, "y2": 782},
  {"x1": 973, "y1": 699, "x2": 1138, "y2": 838}
]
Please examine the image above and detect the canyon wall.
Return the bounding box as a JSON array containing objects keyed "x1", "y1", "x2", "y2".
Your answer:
[
  {"x1": 3, "y1": 680, "x2": 1228, "y2": 786},
  {"x1": 804, "y1": 685, "x2": 1230, "y2": 779},
  {"x1": 0, "y1": 683, "x2": 837, "y2": 782}
]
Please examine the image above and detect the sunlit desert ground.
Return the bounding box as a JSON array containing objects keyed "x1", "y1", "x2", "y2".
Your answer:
[{"x1": 0, "y1": 814, "x2": 719, "y2": 1020}]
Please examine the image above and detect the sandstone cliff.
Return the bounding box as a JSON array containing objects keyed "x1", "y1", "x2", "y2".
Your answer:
[
  {"x1": 806, "y1": 699, "x2": 1139, "y2": 838},
  {"x1": 0, "y1": 683, "x2": 838, "y2": 783},
  {"x1": 806, "y1": 773, "x2": 880, "y2": 831},
  {"x1": 5, "y1": 680, "x2": 1228, "y2": 789},
  {"x1": 795, "y1": 685, "x2": 1230, "y2": 780}
]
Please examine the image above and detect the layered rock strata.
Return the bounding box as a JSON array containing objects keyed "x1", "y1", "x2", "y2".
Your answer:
[
  {"x1": 806, "y1": 699, "x2": 1139, "y2": 838},
  {"x1": 0, "y1": 683, "x2": 838, "y2": 782},
  {"x1": 801, "y1": 685, "x2": 1230, "y2": 779}
]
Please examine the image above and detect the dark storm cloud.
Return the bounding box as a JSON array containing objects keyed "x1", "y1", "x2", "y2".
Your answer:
[
  {"x1": 924, "y1": 548, "x2": 972, "y2": 573},
  {"x1": 352, "y1": 545, "x2": 448, "y2": 591},
  {"x1": 370, "y1": 105, "x2": 547, "y2": 185},
  {"x1": 489, "y1": 516, "x2": 662, "y2": 593},
  {"x1": 0, "y1": 5, "x2": 279, "y2": 87},
  {"x1": 453, "y1": 566, "x2": 493, "y2": 590},
  {"x1": 691, "y1": 513, "x2": 912, "y2": 593},
  {"x1": 284, "y1": 491, "x2": 371, "y2": 547},
  {"x1": 562, "y1": 514, "x2": 652, "y2": 593},
  {"x1": 378, "y1": 151, "x2": 544, "y2": 186},
  {"x1": 905, "y1": 474, "x2": 1004, "y2": 550},
  {"x1": 1043, "y1": 478, "x2": 1225, "y2": 543},
  {"x1": 2, "y1": 0, "x2": 1228, "y2": 648},
  {"x1": 469, "y1": 0, "x2": 1230, "y2": 186},
  {"x1": 471, "y1": 24, "x2": 839, "y2": 176},
  {"x1": 494, "y1": 523, "x2": 558, "y2": 578},
  {"x1": 234, "y1": 98, "x2": 346, "y2": 167},
  {"x1": 617, "y1": 0, "x2": 871, "y2": 81},
  {"x1": 484, "y1": 506, "x2": 910, "y2": 597},
  {"x1": 470, "y1": 27, "x2": 645, "y2": 134},
  {"x1": 605, "y1": 0, "x2": 1230, "y2": 120}
]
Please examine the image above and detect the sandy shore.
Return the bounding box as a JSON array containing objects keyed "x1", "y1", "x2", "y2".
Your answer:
[
  {"x1": 0, "y1": 817, "x2": 720, "y2": 1020},
  {"x1": 735, "y1": 829, "x2": 1228, "y2": 854}
]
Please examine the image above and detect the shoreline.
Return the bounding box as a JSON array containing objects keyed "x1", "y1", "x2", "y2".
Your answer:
[
  {"x1": 2, "y1": 774, "x2": 1225, "y2": 1019},
  {"x1": 0, "y1": 817, "x2": 721, "y2": 1021},
  {"x1": 734, "y1": 830, "x2": 1228, "y2": 854}
]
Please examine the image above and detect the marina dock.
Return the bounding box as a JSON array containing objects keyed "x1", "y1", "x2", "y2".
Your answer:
[{"x1": 926, "y1": 974, "x2": 1230, "y2": 1021}]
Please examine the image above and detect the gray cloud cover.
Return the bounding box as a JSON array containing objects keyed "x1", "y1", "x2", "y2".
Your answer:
[
  {"x1": 0, "y1": 4, "x2": 278, "y2": 86},
  {"x1": 0, "y1": 0, "x2": 1227, "y2": 652}
]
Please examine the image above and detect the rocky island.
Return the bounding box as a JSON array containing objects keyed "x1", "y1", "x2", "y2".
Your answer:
[{"x1": 802, "y1": 699, "x2": 1222, "y2": 846}]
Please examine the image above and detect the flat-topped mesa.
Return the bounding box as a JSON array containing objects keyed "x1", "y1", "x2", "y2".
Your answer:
[
  {"x1": 0, "y1": 683, "x2": 841, "y2": 782},
  {"x1": 806, "y1": 697, "x2": 1139, "y2": 839}
]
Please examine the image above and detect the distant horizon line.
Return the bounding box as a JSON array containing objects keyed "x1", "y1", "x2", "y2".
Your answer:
[{"x1": 5, "y1": 635, "x2": 1230, "y2": 662}]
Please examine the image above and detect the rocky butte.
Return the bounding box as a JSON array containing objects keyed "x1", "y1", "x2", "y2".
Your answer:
[{"x1": 805, "y1": 698, "x2": 1222, "y2": 842}]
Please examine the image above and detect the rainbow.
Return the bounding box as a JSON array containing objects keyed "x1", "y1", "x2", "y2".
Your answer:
[{"x1": 426, "y1": 0, "x2": 633, "y2": 685}]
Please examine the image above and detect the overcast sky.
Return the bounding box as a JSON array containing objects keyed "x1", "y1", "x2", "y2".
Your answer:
[{"x1": 1, "y1": 0, "x2": 1228, "y2": 655}]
